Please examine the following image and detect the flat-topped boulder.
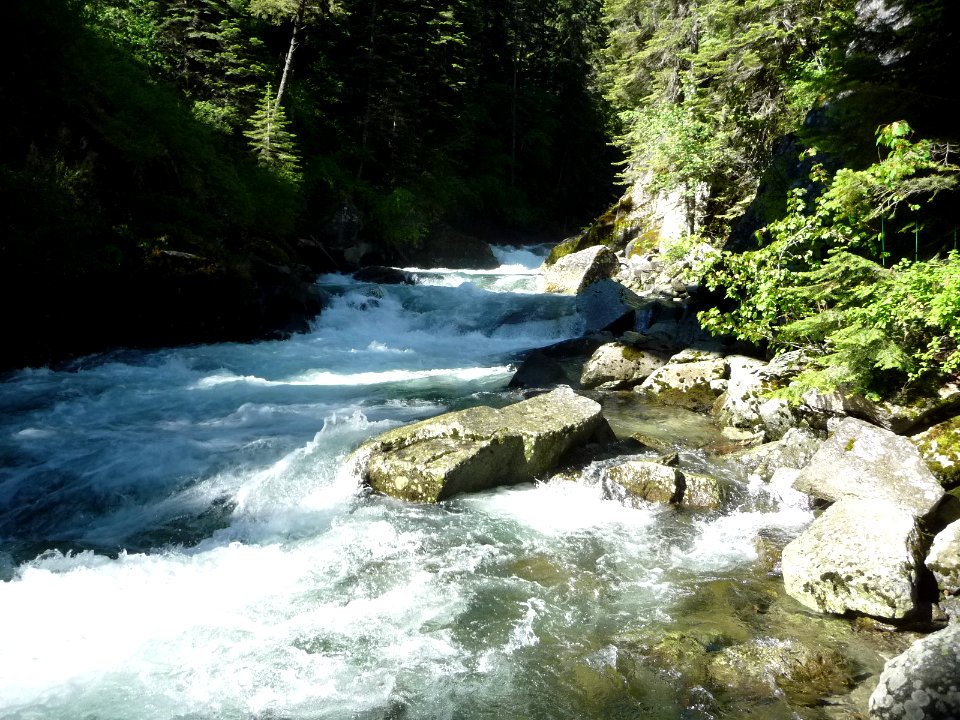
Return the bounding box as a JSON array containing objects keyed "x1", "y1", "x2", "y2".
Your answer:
[{"x1": 347, "y1": 387, "x2": 613, "y2": 502}]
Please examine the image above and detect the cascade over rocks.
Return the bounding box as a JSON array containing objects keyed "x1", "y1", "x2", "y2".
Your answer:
[
  {"x1": 347, "y1": 387, "x2": 614, "y2": 503},
  {"x1": 868, "y1": 623, "x2": 960, "y2": 720}
]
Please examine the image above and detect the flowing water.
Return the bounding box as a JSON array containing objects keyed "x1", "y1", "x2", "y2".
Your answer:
[{"x1": 0, "y1": 247, "x2": 877, "y2": 719}]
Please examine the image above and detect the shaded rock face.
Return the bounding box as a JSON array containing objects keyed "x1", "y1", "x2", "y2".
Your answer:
[
  {"x1": 869, "y1": 623, "x2": 960, "y2": 720},
  {"x1": 800, "y1": 386, "x2": 960, "y2": 435},
  {"x1": 926, "y1": 519, "x2": 960, "y2": 599},
  {"x1": 575, "y1": 279, "x2": 645, "y2": 334},
  {"x1": 541, "y1": 245, "x2": 619, "y2": 294},
  {"x1": 792, "y1": 417, "x2": 944, "y2": 521},
  {"x1": 347, "y1": 387, "x2": 613, "y2": 502},
  {"x1": 782, "y1": 498, "x2": 926, "y2": 620}
]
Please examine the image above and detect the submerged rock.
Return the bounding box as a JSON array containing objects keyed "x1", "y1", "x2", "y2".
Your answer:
[
  {"x1": 782, "y1": 498, "x2": 926, "y2": 620},
  {"x1": 347, "y1": 387, "x2": 613, "y2": 502},
  {"x1": 541, "y1": 245, "x2": 619, "y2": 294},
  {"x1": 792, "y1": 417, "x2": 944, "y2": 521},
  {"x1": 707, "y1": 637, "x2": 853, "y2": 704},
  {"x1": 869, "y1": 623, "x2": 960, "y2": 719}
]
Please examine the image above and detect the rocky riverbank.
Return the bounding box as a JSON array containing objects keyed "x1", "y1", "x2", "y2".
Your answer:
[{"x1": 352, "y1": 238, "x2": 960, "y2": 719}]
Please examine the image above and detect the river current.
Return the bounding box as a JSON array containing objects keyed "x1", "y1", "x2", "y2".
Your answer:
[{"x1": 0, "y1": 247, "x2": 824, "y2": 719}]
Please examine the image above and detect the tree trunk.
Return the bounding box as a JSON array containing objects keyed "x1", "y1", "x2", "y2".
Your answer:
[{"x1": 275, "y1": 0, "x2": 308, "y2": 109}]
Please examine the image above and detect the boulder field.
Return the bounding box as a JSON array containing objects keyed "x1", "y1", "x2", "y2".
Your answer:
[{"x1": 344, "y1": 239, "x2": 960, "y2": 719}]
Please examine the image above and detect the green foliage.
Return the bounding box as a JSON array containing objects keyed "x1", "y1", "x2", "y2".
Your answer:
[
  {"x1": 700, "y1": 124, "x2": 960, "y2": 398},
  {"x1": 600, "y1": 0, "x2": 856, "y2": 231},
  {"x1": 244, "y1": 85, "x2": 301, "y2": 179}
]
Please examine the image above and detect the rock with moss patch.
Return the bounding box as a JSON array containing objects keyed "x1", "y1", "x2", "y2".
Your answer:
[
  {"x1": 580, "y1": 341, "x2": 670, "y2": 390},
  {"x1": 926, "y1": 519, "x2": 960, "y2": 599},
  {"x1": 347, "y1": 387, "x2": 613, "y2": 502},
  {"x1": 869, "y1": 623, "x2": 960, "y2": 719},
  {"x1": 793, "y1": 417, "x2": 944, "y2": 521},
  {"x1": 782, "y1": 498, "x2": 926, "y2": 620},
  {"x1": 636, "y1": 351, "x2": 729, "y2": 412},
  {"x1": 541, "y1": 245, "x2": 619, "y2": 294},
  {"x1": 911, "y1": 415, "x2": 960, "y2": 488},
  {"x1": 800, "y1": 385, "x2": 960, "y2": 435},
  {"x1": 605, "y1": 460, "x2": 682, "y2": 504}
]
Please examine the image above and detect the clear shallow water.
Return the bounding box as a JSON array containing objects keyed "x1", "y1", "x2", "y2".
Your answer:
[{"x1": 0, "y1": 247, "x2": 823, "y2": 719}]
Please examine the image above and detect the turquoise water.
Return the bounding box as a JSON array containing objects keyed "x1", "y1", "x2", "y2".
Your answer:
[{"x1": 0, "y1": 247, "x2": 832, "y2": 719}]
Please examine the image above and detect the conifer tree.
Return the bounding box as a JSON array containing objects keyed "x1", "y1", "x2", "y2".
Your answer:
[{"x1": 244, "y1": 85, "x2": 301, "y2": 179}]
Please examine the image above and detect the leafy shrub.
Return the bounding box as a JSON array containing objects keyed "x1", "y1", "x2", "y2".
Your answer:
[{"x1": 700, "y1": 123, "x2": 959, "y2": 399}]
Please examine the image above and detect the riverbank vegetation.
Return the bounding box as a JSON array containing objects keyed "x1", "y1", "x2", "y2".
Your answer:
[{"x1": 2, "y1": 0, "x2": 957, "y2": 389}]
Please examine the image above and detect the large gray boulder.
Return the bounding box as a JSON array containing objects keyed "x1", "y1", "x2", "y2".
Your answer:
[
  {"x1": 580, "y1": 341, "x2": 670, "y2": 390},
  {"x1": 868, "y1": 623, "x2": 960, "y2": 719},
  {"x1": 729, "y1": 428, "x2": 821, "y2": 482},
  {"x1": 781, "y1": 498, "x2": 926, "y2": 620},
  {"x1": 541, "y1": 245, "x2": 619, "y2": 294},
  {"x1": 712, "y1": 354, "x2": 800, "y2": 440},
  {"x1": 926, "y1": 519, "x2": 960, "y2": 599},
  {"x1": 792, "y1": 417, "x2": 944, "y2": 521},
  {"x1": 347, "y1": 387, "x2": 613, "y2": 502}
]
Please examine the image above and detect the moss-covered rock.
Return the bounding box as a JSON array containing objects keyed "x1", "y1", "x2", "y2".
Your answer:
[
  {"x1": 580, "y1": 341, "x2": 670, "y2": 390},
  {"x1": 636, "y1": 353, "x2": 729, "y2": 412},
  {"x1": 911, "y1": 415, "x2": 960, "y2": 489}
]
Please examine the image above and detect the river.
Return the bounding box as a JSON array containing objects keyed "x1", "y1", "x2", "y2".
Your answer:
[{"x1": 0, "y1": 247, "x2": 849, "y2": 719}]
